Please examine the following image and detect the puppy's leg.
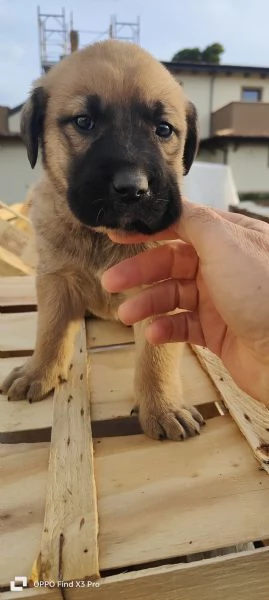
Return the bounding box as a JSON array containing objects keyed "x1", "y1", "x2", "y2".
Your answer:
[
  {"x1": 133, "y1": 320, "x2": 204, "y2": 441},
  {"x1": 2, "y1": 273, "x2": 85, "y2": 401}
]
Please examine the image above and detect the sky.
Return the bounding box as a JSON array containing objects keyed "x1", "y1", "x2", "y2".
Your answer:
[{"x1": 1, "y1": 0, "x2": 269, "y2": 107}]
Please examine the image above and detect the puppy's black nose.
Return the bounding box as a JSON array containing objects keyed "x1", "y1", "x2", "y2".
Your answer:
[{"x1": 112, "y1": 170, "x2": 149, "y2": 201}]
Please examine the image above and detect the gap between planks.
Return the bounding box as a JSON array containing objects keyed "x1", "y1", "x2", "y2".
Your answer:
[
  {"x1": 0, "y1": 340, "x2": 222, "y2": 443},
  {"x1": 1, "y1": 546, "x2": 269, "y2": 600},
  {"x1": 2, "y1": 418, "x2": 269, "y2": 587},
  {"x1": 0, "y1": 275, "x2": 36, "y2": 311}
]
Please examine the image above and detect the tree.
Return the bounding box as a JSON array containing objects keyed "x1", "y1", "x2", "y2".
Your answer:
[
  {"x1": 171, "y1": 47, "x2": 202, "y2": 63},
  {"x1": 201, "y1": 43, "x2": 224, "y2": 64},
  {"x1": 171, "y1": 43, "x2": 224, "y2": 64}
]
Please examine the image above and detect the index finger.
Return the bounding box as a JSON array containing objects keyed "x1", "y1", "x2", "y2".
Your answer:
[{"x1": 102, "y1": 241, "x2": 198, "y2": 293}]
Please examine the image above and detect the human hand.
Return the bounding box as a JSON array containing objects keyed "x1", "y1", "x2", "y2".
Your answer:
[{"x1": 102, "y1": 201, "x2": 269, "y2": 404}]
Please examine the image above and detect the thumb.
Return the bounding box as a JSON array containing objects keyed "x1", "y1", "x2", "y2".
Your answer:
[
  {"x1": 172, "y1": 200, "x2": 238, "y2": 259},
  {"x1": 106, "y1": 200, "x2": 237, "y2": 253}
]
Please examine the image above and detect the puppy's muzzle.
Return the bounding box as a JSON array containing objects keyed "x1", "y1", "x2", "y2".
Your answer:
[{"x1": 112, "y1": 169, "x2": 149, "y2": 203}]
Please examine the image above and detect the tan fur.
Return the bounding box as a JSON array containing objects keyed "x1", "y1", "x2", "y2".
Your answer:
[{"x1": 2, "y1": 40, "x2": 204, "y2": 440}]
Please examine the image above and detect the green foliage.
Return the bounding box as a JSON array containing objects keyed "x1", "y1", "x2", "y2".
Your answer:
[
  {"x1": 202, "y1": 43, "x2": 224, "y2": 64},
  {"x1": 172, "y1": 47, "x2": 201, "y2": 62},
  {"x1": 171, "y1": 43, "x2": 224, "y2": 64}
]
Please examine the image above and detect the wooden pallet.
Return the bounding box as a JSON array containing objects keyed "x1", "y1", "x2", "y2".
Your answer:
[
  {"x1": 1, "y1": 276, "x2": 269, "y2": 600},
  {"x1": 0, "y1": 201, "x2": 37, "y2": 275}
]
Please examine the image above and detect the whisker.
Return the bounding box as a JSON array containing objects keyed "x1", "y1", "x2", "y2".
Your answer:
[{"x1": 96, "y1": 208, "x2": 104, "y2": 223}]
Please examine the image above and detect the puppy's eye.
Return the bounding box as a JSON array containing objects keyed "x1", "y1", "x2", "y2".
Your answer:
[
  {"x1": 155, "y1": 122, "x2": 173, "y2": 139},
  {"x1": 73, "y1": 115, "x2": 95, "y2": 132}
]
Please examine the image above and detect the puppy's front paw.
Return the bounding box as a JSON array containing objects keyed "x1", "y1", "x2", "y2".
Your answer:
[
  {"x1": 1, "y1": 361, "x2": 69, "y2": 402},
  {"x1": 137, "y1": 402, "x2": 205, "y2": 441}
]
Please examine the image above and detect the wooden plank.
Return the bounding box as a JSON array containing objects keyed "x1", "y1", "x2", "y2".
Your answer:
[
  {"x1": 0, "y1": 312, "x2": 36, "y2": 356},
  {"x1": 192, "y1": 346, "x2": 269, "y2": 472},
  {"x1": 0, "y1": 357, "x2": 53, "y2": 443},
  {"x1": 91, "y1": 343, "x2": 219, "y2": 421},
  {"x1": 0, "y1": 275, "x2": 36, "y2": 311},
  {"x1": 0, "y1": 442, "x2": 49, "y2": 587},
  {"x1": 0, "y1": 219, "x2": 29, "y2": 256},
  {"x1": 86, "y1": 319, "x2": 134, "y2": 349},
  {"x1": 0, "y1": 206, "x2": 18, "y2": 221},
  {"x1": 0, "y1": 344, "x2": 219, "y2": 441},
  {"x1": 90, "y1": 346, "x2": 134, "y2": 420},
  {"x1": 2, "y1": 543, "x2": 269, "y2": 600},
  {"x1": 0, "y1": 200, "x2": 31, "y2": 224},
  {"x1": 0, "y1": 247, "x2": 34, "y2": 277},
  {"x1": 30, "y1": 321, "x2": 99, "y2": 584},
  {"x1": 3, "y1": 417, "x2": 269, "y2": 588},
  {"x1": 0, "y1": 314, "x2": 132, "y2": 356},
  {"x1": 94, "y1": 416, "x2": 269, "y2": 570}
]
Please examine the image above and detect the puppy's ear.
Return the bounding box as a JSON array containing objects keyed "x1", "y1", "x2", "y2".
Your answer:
[
  {"x1": 183, "y1": 102, "x2": 199, "y2": 176},
  {"x1": 21, "y1": 86, "x2": 48, "y2": 169}
]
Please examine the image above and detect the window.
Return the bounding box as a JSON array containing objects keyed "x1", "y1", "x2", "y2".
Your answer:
[{"x1": 241, "y1": 87, "x2": 262, "y2": 102}]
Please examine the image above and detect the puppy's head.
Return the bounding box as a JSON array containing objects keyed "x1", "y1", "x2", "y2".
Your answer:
[{"x1": 21, "y1": 40, "x2": 198, "y2": 235}]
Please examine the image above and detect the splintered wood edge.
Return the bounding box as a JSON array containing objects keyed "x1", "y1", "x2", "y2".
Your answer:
[
  {"x1": 192, "y1": 345, "x2": 269, "y2": 473},
  {"x1": 30, "y1": 320, "x2": 99, "y2": 584}
]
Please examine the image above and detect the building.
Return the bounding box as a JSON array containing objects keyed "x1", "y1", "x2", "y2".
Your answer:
[
  {"x1": 1, "y1": 59, "x2": 269, "y2": 204},
  {"x1": 0, "y1": 104, "x2": 42, "y2": 204},
  {"x1": 166, "y1": 61, "x2": 269, "y2": 197}
]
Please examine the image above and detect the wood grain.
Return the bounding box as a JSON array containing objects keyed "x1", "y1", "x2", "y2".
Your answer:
[
  {"x1": 2, "y1": 546, "x2": 269, "y2": 600},
  {"x1": 90, "y1": 342, "x2": 220, "y2": 420},
  {"x1": 86, "y1": 319, "x2": 134, "y2": 349},
  {"x1": 30, "y1": 322, "x2": 99, "y2": 583},
  {"x1": 0, "y1": 343, "x2": 219, "y2": 441},
  {"x1": 192, "y1": 346, "x2": 269, "y2": 472},
  {"x1": 94, "y1": 417, "x2": 269, "y2": 570},
  {"x1": 0, "y1": 356, "x2": 53, "y2": 443},
  {"x1": 0, "y1": 442, "x2": 49, "y2": 586},
  {"x1": 0, "y1": 312, "x2": 36, "y2": 356},
  {"x1": 0, "y1": 313, "x2": 132, "y2": 356},
  {"x1": 3, "y1": 417, "x2": 269, "y2": 588},
  {"x1": 0, "y1": 275, "x2": 36, "y2": 311}
]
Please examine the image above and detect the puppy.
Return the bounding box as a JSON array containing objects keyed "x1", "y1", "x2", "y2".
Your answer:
[{"x1": 2, "y1": 40, "x2": 204, "y2": 440}]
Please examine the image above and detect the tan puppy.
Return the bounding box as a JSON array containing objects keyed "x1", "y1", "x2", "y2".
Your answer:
[{"x1": 2, "y1": 40, "x2": 204, "y2": 440}]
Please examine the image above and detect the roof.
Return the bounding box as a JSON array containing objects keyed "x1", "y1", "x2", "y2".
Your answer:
[
  {"x1": 200, "y1": 135, "x2": 269, "y2": 146},
  {"x1": 0, "y1": 103, "x2": 23, "y2": 138},
  {"x1": 2, "y1": 59, "x2": 269, "y2": 141},
  {"x1": 0, "y1": 132, "x2": 21, "y2": 140},
  {"x1": 9, "y1": 102, "x2": 24, "y2": 116},
  {"x1": 163, "y1": 61, "x2": 269, "y2": 77}
]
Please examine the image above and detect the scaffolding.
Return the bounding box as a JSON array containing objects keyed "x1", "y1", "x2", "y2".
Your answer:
[
  {"x1": 109, "y1": 15, "x2": 140, "y2": 44},
  {"x1": 37, "y1": 6, "x2": 69, "y2": 73},
  {"x1": 37, "y1": 7, "x2": 141, "y2": 73}
]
